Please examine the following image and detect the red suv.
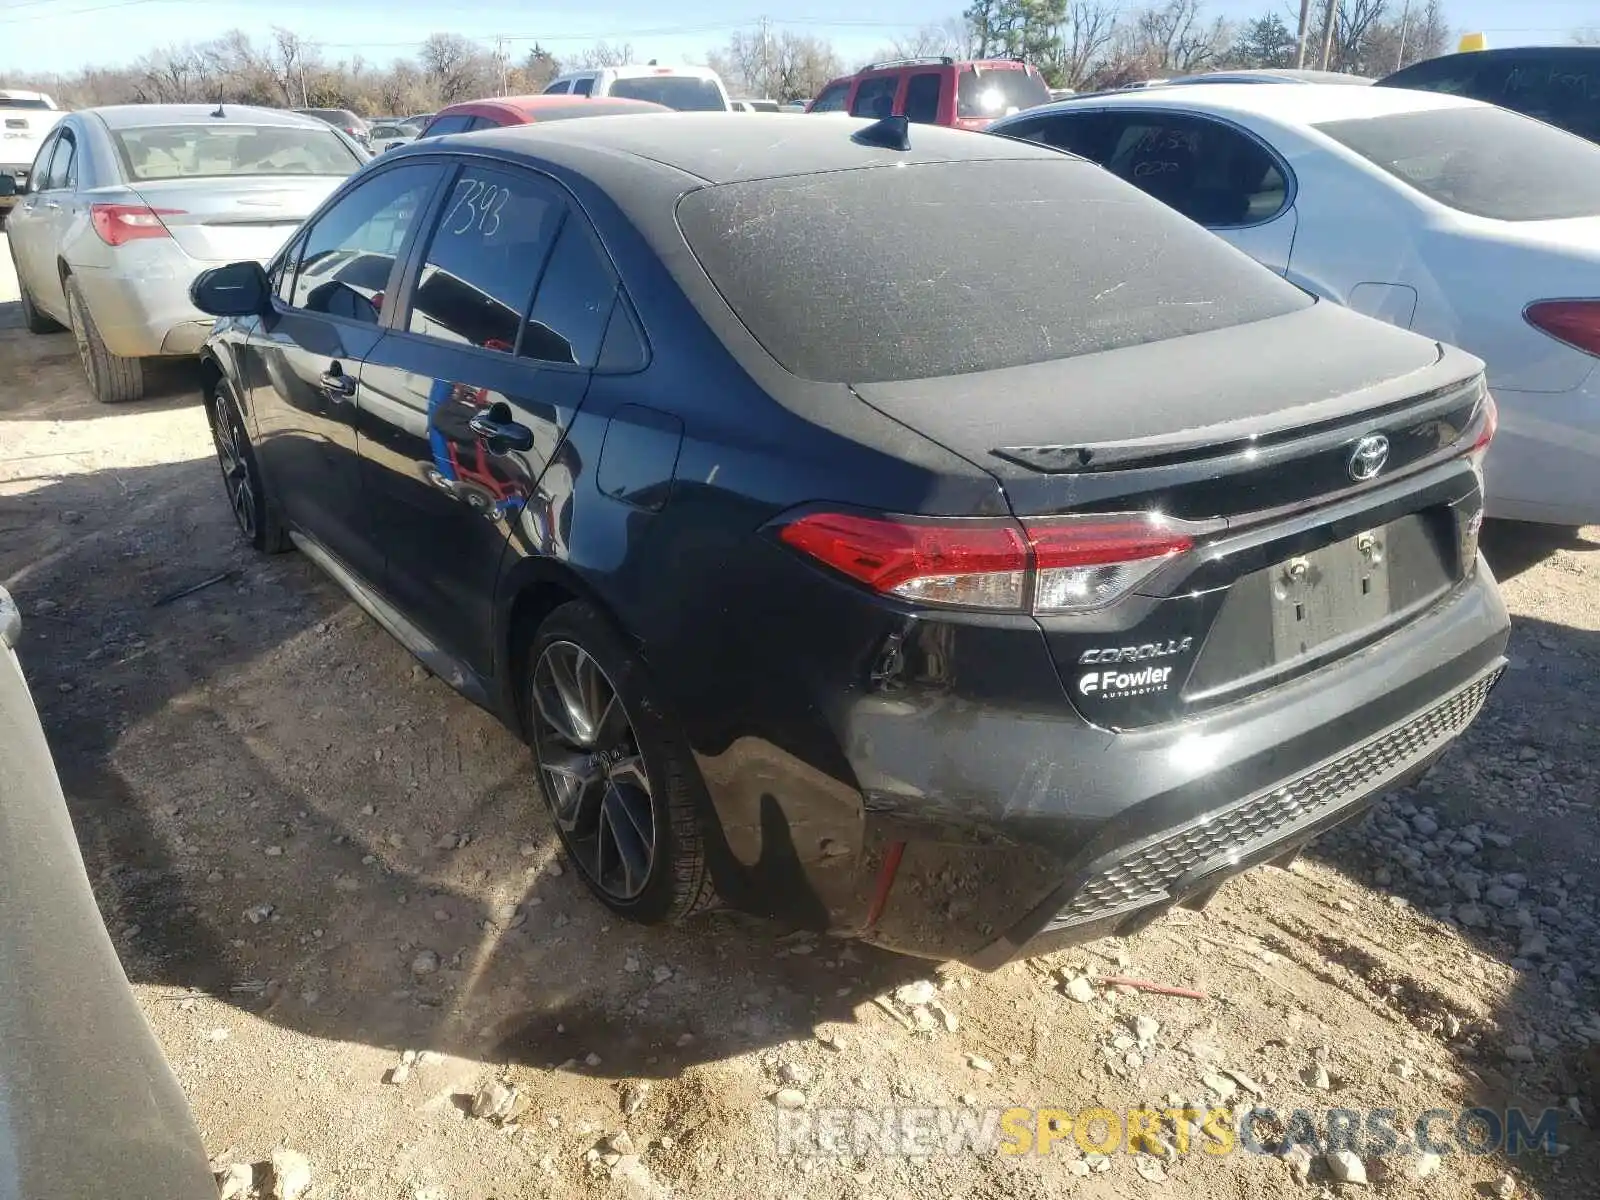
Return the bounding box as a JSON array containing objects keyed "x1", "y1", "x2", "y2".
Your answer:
[
  {"x1": 805, "y1": 56, "x2": 1051, "y2": 130},
  {"x1": 418, "y1": 94, "x2": 668, "y2": 136}
]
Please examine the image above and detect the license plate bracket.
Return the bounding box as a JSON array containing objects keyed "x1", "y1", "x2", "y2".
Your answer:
[{"x1": 1269, "y1": 528, "x2": 1391, "y2": 662}]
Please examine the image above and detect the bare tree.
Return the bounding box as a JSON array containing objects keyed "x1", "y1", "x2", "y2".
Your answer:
[
  {"x1": 707, "y1": 28, "x2": 841, "y2": 101},
  {"x1": 1124, "y1": 0, "x2": 1229, "y2": 72},
  {"x1": 419, "y1": 32, "x2": 489, "y2": 103},
  {"x1": 574, "y1": 41, "x2": 636, "y2": 69},
  {"x1": 1054, "y1": 0, "x2": 1120, "y2": 86},
  {"x1": 264, "y1": 27, "x2": 317, "y2": 106}
]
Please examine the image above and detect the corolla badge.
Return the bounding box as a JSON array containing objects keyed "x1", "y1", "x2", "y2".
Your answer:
[{"x1": 1347, "y1": 433, "x2": 1390, "y2": 482}]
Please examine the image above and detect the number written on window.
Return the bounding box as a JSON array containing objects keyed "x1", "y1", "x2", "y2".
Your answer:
[{"x1": 442, "y1": 175, "x2": 511, "y2": 238}]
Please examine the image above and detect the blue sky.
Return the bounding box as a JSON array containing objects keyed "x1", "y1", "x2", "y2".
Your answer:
[{"x1": 0, "y1": 0, "x2": 1590, "y2": 75}]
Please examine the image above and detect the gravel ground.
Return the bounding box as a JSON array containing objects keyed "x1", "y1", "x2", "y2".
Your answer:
[{"x1": 3, "y1": 243, "x2": 1599, "y2": 1200}]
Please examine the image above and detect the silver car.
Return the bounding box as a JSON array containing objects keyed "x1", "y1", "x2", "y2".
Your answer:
[{"x1": 3, "y1": 103, "x2": 364, "y2": 403}]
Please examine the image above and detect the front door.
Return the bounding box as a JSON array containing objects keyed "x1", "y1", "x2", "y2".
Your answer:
[
  {"x1": 358, "y1": 163, "x2": 619, "y2": 677},
  {"x1": 243, "y1": 161, "x2": 444, "y2": 582},
  {"x1": 7, "y1": 128, "x2": 66, "y2": 313}
]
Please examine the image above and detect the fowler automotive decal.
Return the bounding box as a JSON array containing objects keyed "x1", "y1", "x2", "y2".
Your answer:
[
  {"x1": 1079, "y1": 665, "x2": 1173, "y2": 697},
  {"x1": 1079, "y1": 637, "x2": 1193, "y2": 665}
]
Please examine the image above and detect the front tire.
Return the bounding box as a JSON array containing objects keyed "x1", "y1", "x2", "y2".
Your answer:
[
  {"x1": 66, "y1": 275, "x2": 143, "y2": 404},
  {"x1": 207, "y1": 379, "x2": 290, "y2": 554},
  {"x1": 526, "y1": 601, "x2": 715, "y2": 924}
]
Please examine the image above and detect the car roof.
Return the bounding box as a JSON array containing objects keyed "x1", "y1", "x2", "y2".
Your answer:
[
  {"x1": 452, "y1": 110, "x2": 1060, "y2": 186},
  {"x1": 89, "y1": 103, "x2": 337, "y2": 130},
  {"x1": 1017, "y1": 81, "x2": 1484, "y2": 126},
  {"x1": 437, "y1": 95, "x2": 670, "y2": 121},
  {"x1": 1167, "y1": 68, "x2": 1372, "y2": 85},
  {"x1": 1390, "y1": 44, "x2": 1600, "y2": 71}
]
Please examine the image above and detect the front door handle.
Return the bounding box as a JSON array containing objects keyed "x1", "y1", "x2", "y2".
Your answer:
[
  {"x1": 469, "y1": 404, "x2": 534, "y2": 453},
  {"x1": 318, "y1": 366, "x2": 357, "y2": 400}
]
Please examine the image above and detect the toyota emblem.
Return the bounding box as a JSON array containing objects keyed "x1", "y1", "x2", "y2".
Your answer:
[{"x1": 1347, "y1": 434, "x2": 1390, "y2": 482}]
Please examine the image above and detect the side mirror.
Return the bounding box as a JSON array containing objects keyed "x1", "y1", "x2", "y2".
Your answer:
[
  {"x1": 190, "y1": 260, "x2": 271, "y2": 318},
  {"x1": 0, "y1": 174, "x2": 18, "y2": 198}
]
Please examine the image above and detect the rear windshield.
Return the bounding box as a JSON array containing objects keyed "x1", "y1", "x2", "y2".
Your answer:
[
  {"x1": 609, "y1": 76, "x2": 725, "y2": 111},
  {"x1": 958, "y1": 67, "x2": 1050, "y2": 119},
  {"x1": 676, "y1": 158, "x2": 1312, "y2": 384},
  {"x1": 1316, "y1": 106, "x2": 1600, "y2": 221},
  {"x1": 112, "y1": 125, "x2": 362, "y2": 182},
  {"x1": 0, "y1": 97, "x2": 52, "y2": 110}
]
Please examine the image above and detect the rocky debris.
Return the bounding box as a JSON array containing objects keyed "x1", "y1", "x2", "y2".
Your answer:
[
  {"x1": 215, "y1": 1163, "x2": 253, "y2": 1200},
  {"x1": 269, "y1": 1148, "x2": 312, "y2": 1200},
  {"x1": 777, "y1": 1061, "x2": 813, "y2": 1088},
  {"x1": 1064, "y1": 975, "x2": 1097, "y2": 1004},
  {"x1": 816, "y1": 1031, "x2": 845, "y2": 1052},
  {"x1": 894, "y1": 980, "x2": 938, "y2": 1007},
  {"x1": 1133, "y1": 1155, "x2": 1167, "y2": 1182},
  {"x1": 470, "y1": 1081, "x2": 517, "y2": 1121},
  {"x1": 1494, "y1": 1172, "x2": 1516, "y2": 1198},
  {"x1": 619, "y1": 1079, "x2": 650, "y2": 1116},
  {"x1": 1201, "y1": 1072, "x2": 1237, "y2": 1102},
  {"x1": 966, "y1": 1054, "x2": 995, "y2": 1073},
  {"x1": 1282, "y1": 1143, "x2": 1313, "y2": 1186},
  {"x1": 1504, "y1": 1043, "x2": 1535, "y2": 1064},
  {"x1": 1305, "y1": 1062, "x2": 1331, "y2": 1090},
  {"x1": 771, "y1": 1088, "x2": 808, "y2": 1110},
  {"x1": 1324, "y1": 1149, "x2": 1367, "y2": 1187},
  {"x1": 410, "y1": 950, "x2": 440, "y2": 976},
  {"x1": 244, "y1": 904, "x2": 273, "y2": 925},
  {"x1": 1409, "y1": 1152, "x2": 1443, "y2": 1181},
  {"x1": 1133, "y1": 1015, "x2": 1160, "y2": 1044}
]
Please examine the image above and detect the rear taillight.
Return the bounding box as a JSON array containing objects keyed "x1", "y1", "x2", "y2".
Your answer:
[
  {"x1": 777, "y1": 511, "x2": 1192, "y2": 614},
  {"x1": 1470, "y1": 392, "x2": 1498, "y2": 457},
  {"x1": 1524, "y1": 299, "x2": 1600, "y2": 357},
  {"x1": 90, "y1": 203, "x2": 182, "y2": 247}
]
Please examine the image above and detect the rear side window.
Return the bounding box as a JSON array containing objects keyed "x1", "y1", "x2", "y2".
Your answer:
[
  {"x1": 407, "y1": 167, "x2": 562, "y2": 353},
  {"x1": 545, "y1": 81, "x2": 572, "y2": 95},
  {"x1": 573, "y1": 78, "x2": 595, "y2": 97},
  {"x1": 958, "y1": 67, "x2": 1050, "y2": 119},
  {"x1": 1095, "y1": 113, "x2": 1289, "y2": 227},
  {"x1": 676, "y1": 158, "x2": 1312, "y2": 384},
  {"x1": 850, "y1": 76, "x2": 898, "y2": 118},
  {"x1": 904, "y1": 73, "x2": 943, "y2": 124},
  {"x1": 523, "y1": 215, "x2": 617, "y2": 366},
  {"x1": 608, "y1": 76, "x2": 725, "y2": 110},
  {"x1": 810, "y1": 82, "x2": 849, "y2": 112},
  {"x1": 1317, "y1": 106, "x2": 1600, "y2": 221},
  {"x1": 423, "y1": 114, "x2": 476, "y2": 136}
]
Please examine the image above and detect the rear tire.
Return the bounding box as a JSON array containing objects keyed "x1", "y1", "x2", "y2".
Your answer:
[
  {"x1": 525, "y1": 601, "x2": 716, "y2": 925},
  {"x1": 66, "y1": 275, "x2": 144, "y2": 404},
  {"x1": 207, "y1": 377, "x2": 291, "y2": 554}
]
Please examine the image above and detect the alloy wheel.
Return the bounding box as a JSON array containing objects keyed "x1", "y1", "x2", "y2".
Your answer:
[
  {"x1": 531, "y1": 640, "x2": 656, "y2": 900},
  {"x1": 211, "y1": 403, "x2": 256, "y2": 540}
]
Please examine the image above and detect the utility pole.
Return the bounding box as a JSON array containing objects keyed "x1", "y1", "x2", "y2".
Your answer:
[
  {"x1": 1394, "y1": 0, "x2": 1412, "y2": 70},
  {"x1": 495, "y1": 36, "x2": 509, "y2": 95},
  {"x1": 1295, "y1": 0, "x2": 1312, "y2": 67},
  {"x1": 1318, "y1": 0, "x2": 1338, "y2": 70}
]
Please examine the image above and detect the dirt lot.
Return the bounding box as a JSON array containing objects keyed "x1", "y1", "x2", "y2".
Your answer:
[{"x1": 3, "y1": 235, "x2": 1600, "y2": 1200}]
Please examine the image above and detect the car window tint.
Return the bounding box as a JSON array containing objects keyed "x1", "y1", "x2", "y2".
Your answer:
[
  {"x1": 1099, "y1": 114, "x2": 1287, "y2": 226},
  {"x1": 425, "y1": 114, "x2": 477, "y2": 136},
  {"x1": 573, "y1": 78, "x2": 595, "y2": 97},
  {"x1": 42, "y1": 133, "x2": 73, "y2": 189},
  {"x1": 28, "y1": 131, "x2": 58, "y2": 183},
  {"x1": 1318, "y1": 105, "x2": 1600, "y2": 220},
  {"x1": 810, "y1": 82, "x2": 849, "y2": 112},
  {"x1": 850, "y1": 76, "x2": 898, "y2": 119},
  {"x1": 289, "y1": 163, "x2": 438, "y2": 320},
  {"x1": 1009, "y1": 112, "x2": 1111, "y2": 158},
  {"x1": 904, "y1": 73, "x2": 942, "y2": 124},
  {"x1": 1490, "y1": 57, "x2": 1600, "y2": 141},
  {"x1": 677, "y1": 158, "x2": 1312, "y2": 384},
  {"x1": 407, "y1": 167, "x2": 561, "y2": 353},
  {"x1": 523, "y1": 213, "x2": 616, "y2": 366}
]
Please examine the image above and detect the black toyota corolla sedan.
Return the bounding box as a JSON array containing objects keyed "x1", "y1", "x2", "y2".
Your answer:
[{"x1": 190, "y1": 112, "x2": 1509, "y2": 967}]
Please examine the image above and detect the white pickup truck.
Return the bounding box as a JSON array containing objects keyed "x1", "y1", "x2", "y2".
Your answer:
[{"x1": 1, "y1": 90, "x2": 64, "y2": 214}]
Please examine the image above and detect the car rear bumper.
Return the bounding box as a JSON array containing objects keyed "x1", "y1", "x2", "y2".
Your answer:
[
  {"x1": 69, "y1": 260, "x2": 214, "y2": 358},
  {"x1": 695, "y1": 562, "x2": 1508, "y2": 967}
]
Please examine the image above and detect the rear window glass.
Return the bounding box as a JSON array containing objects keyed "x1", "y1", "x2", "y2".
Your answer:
[
  {"x1": 958, "y1": 67, "x2": 1050, "y2": 119},
  {"x1": 609, "y1": 76, "x2": 725, "y2": 111},
  {"x1": 0, "y1": 97, "x2": 51, "y2": 110},
  {"x1": 676, "y1": 158, "x2": 1312, "y2": 384},
  {"x1": 112, "y1": 124, "x2": 362, "y2": 181},
  {"x1": 1316, "y1": 106, "x2": 1600, "y2": 221}
]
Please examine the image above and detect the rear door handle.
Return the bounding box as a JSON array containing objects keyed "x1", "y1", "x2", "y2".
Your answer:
[
  {"x1": 318, "y1": 367, "x2": 357, "y2": 400},
  {"x1": 43, "y1": 200, "x2": 60, "y2": 210},
  {"x1": 469, "y1": 406, "x2": 534, "y2": 453}
]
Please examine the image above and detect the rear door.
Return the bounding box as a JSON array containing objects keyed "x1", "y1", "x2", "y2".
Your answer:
[
  {"x1": 357, "y1": 162, "x2": 617, "y2": 676},
  {"x1": 244, "y1": 161, "x2": 445, "y2": 581}
]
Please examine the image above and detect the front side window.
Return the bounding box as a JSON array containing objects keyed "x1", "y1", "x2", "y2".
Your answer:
[
  {"x1": 406, "y1": 166, "x2": 562, "y2": 353},
  {"x1": 28, "y1": 131, "x2": 58, "y2": 183},
  {"x1": 850, "y1": 75, "x2": 898, "y2": 119},
  {"x1": 904, "y1": 73, "x2": 943, "y2": 124},
  {"x1": 1097, "y1": 113, "x2": 1288, "y2": 227},
  {"x1": 809, "y1": 82, "x2": 849, "y2": 112},
  {"x1": 289, "y1": 163, "x2": 439, "y2": 320},
  {"x1": 1318, "y1": 105, "x2": 1600, "y2": 220},
  {"x1": 111, "y1": 124, "x2": 362, "y2": 181}
]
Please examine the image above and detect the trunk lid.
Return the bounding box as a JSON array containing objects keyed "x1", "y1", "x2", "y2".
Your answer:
[
  {"x1": 131, "y1": 176, "x2": 343, "y2": 263},
  {"x1": 854, "y1": 301, "x2": 1493, "y2": 730}
]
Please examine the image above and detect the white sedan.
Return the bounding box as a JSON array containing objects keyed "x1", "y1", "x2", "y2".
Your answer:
[{"x1": 992, "y1": 84, "x2": 1600, "y2": 527}]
